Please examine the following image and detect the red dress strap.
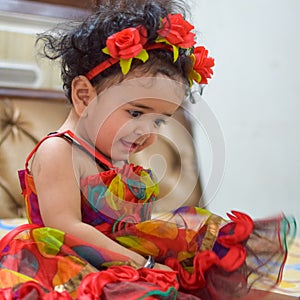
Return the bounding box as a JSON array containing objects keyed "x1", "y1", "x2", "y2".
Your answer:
[
  {"x1": 24, "y1": 131, "x2": 66, "y2": 172},
  {"x1": 63, "y1": 130, "x2": 113, "y2": 169},
  {"x1": 24, "y1": 130, "x2": 113, "y2": 172}
]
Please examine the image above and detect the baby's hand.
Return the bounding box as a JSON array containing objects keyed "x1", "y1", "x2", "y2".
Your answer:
[{"x1": 153, "y1": 262, "x2": 173, "y2": 271}]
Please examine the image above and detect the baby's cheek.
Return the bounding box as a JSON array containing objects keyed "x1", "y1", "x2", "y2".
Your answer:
[{"x1": 135, "y1": 134, "x2": 157, "y2": 152}]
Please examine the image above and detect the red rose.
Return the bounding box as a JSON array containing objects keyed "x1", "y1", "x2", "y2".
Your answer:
[
  {"x1": 157, "y1": 14, "x2": 196, "y2": 48},
  {"x1": 107, "y1": 265, "x2": 140, "y2": 282},
  {"x1": 105, "y1": 26, "x2": 148, "y2": 59},
  {"x1": 192, "y1": 46, "x2": 215, "y2": 84},
  {"x1": 217, "y1": 211, "x2": 254, "y2": 247},
  {"x1": 78, "y1": 266, "x2": 139, "y2": 299},
  {"x1": 13, "y1": 281, "x2": 73, "y2": 300},
  {"x1": 139, "y1": 268, "x2": 179, "y2": 291},
  {"x1": 43, "y1": 291, "x2": 73, "y2": 300},
  {"x1": 0, "y1": 288, "x2": 12, "y2": 299},
  {"x1": 16, "y1": 281, "x2": 45, "y2": 299}
]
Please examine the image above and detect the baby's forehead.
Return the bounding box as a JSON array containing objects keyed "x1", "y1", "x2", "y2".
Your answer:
[
  {"x1": 98, "y1": 76, "x2": 186, "y2": 106},
  {"x1": 124, "y1": 98, "x2": 179, "y2": 114}
]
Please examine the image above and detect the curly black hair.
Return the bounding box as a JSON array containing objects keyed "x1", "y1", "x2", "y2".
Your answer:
[{"x1": 37, "y1": 0, "x2": 193, "y2": 103}]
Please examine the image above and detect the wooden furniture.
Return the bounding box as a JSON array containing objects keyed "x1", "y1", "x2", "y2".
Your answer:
[
  {"x1": 0, "y1": 88, "x2": 70, "y2": 218},
  {"x1": 0, "y1": 87, "x2": 203, "y2": 218}
]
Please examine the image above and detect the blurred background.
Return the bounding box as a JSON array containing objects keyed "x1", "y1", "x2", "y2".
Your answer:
[
  {"x1": 0, "y1": 0, "x2": 299, "y2": 226},
  {"x1": 187, "y1": 0, "x2": 300, "y2": 226}
]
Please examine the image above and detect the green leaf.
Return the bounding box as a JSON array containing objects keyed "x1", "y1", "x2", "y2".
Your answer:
[
  {"x1": 172, "y1": 45, "x2": 179, "y2": 62},
  {"x1": 135, "y1": 49, "x2": 149, "y2": 63},
  {"x1": 120, "y1": 58, "x2": 133, "y2": 75},
  {"x1": 102, "y1": 46, "x2": 110, "y2": 55},
  {"x1": 155, "y1": 37, "x2": 179, "y2": 62},
  {"x1": 155, "y1": 36, "x2": 168, "y2": 44},
  {"x1": 189, "y1": 70, "x2": 202, "y2": 84}
]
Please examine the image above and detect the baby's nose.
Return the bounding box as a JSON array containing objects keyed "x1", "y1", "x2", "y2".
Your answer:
[{"x1": 134, "y1": 120, "x2": 155, "y2": 136}]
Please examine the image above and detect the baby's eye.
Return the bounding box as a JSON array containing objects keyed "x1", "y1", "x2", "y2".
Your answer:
[
  {"x1": 154, "y1": 118, "x2": 166, "y2": 127},
  {"x1": 128, "y1": 110, "x2": 143, "y2": 118}
]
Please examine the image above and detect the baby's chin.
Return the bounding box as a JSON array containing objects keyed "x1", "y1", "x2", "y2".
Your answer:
[
  {"x1": 134, "y1": 137, "x2": 157, "y2": 153},
  {"x1": 131, "y1": 144, "x2": 149, "y2": 154}
]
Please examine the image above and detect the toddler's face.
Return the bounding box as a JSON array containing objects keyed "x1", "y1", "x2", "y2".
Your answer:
[{"x1": 81, "y1": 76, "x2": 186, "y2": 162}]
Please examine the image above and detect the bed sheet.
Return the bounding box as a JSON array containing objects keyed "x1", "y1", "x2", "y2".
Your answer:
[{"x1": 0, "y1": 218, "x2": 299, "y2": 297}]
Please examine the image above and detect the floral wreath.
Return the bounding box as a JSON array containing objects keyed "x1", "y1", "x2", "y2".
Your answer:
[{"x1": 85, "y1": 14, "x2": 214, "y2": 86}]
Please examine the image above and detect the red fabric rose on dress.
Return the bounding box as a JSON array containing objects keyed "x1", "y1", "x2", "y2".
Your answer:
[
  {"x1": 77, "y1": 266, "x2": 140, "y2": 299},
  {"x1": 0, "y1": 288, "x2": 13, "y2": 299},
  {"x1": 14, "y1": 281, "x2": 73, "y2": 300},
  {"x1": 139, "y1": 268, "x2": 179, "y2": 291},
  {"x1": 157, "y1": 14, "x2": 196, "y2": 49},
  {"x1": 217, "y1": 211, "x2": 254, "y2": 247},
  {"x1": 102, "y1": 26, "x2": 149, "y2": 75},
  {"x1": 107, "y1": 265, "x2": 140, "y2": 282},
  {"x1": 189, "y1": 46, "x2": 215, "y2": 85}
]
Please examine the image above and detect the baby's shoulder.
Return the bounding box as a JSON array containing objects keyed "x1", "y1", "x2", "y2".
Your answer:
[
  {"x1": 32, "y1": 133, "x2": 107, "y2": 179},
  {"x1": 30, "y1": 137, "x2": 69, "y2": 172},
  {"x1": 34, "y1": 135, "x2": 72, "y2": 160}
]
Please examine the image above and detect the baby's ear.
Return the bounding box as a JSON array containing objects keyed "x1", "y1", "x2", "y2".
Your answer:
[{"x1": 71, "y1": 76, "x2": 97, "y2": 116}]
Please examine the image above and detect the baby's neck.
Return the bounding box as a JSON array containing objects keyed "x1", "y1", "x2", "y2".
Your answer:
[{"x1": 112, "y1": 160, "x2": 127, "y2": 168}]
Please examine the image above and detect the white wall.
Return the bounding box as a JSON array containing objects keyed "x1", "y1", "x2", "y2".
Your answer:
[{"x1": 188, "y1": 0, "x2": 300, "y2": 226}]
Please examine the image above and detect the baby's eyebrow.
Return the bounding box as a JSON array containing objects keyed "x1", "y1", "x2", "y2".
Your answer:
[{"x1": 129, "y1": 102, "x2": 173, "y2": 117}]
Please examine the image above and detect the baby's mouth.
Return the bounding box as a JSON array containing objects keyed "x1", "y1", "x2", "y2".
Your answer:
[
  {"x1": 129, "y1": 143, "x2": 139, "y2": 152},
  {"x1": 120, "y1": 139, "x2": 139, "y2": 152}
]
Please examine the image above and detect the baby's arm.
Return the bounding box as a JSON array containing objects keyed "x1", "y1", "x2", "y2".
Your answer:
[{"x1": 31, "y1": 137, "x2": 170, "y2": 270}]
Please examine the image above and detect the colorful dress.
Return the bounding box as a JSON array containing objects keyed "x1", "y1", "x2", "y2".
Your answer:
[{"x1": 0, "y1": 131, "x2": 296, "y2": 299}]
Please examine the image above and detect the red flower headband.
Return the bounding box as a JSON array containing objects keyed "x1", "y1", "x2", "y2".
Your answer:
[{"x1": 85, "y1": 14, "x2": 214, "y2": 86}]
